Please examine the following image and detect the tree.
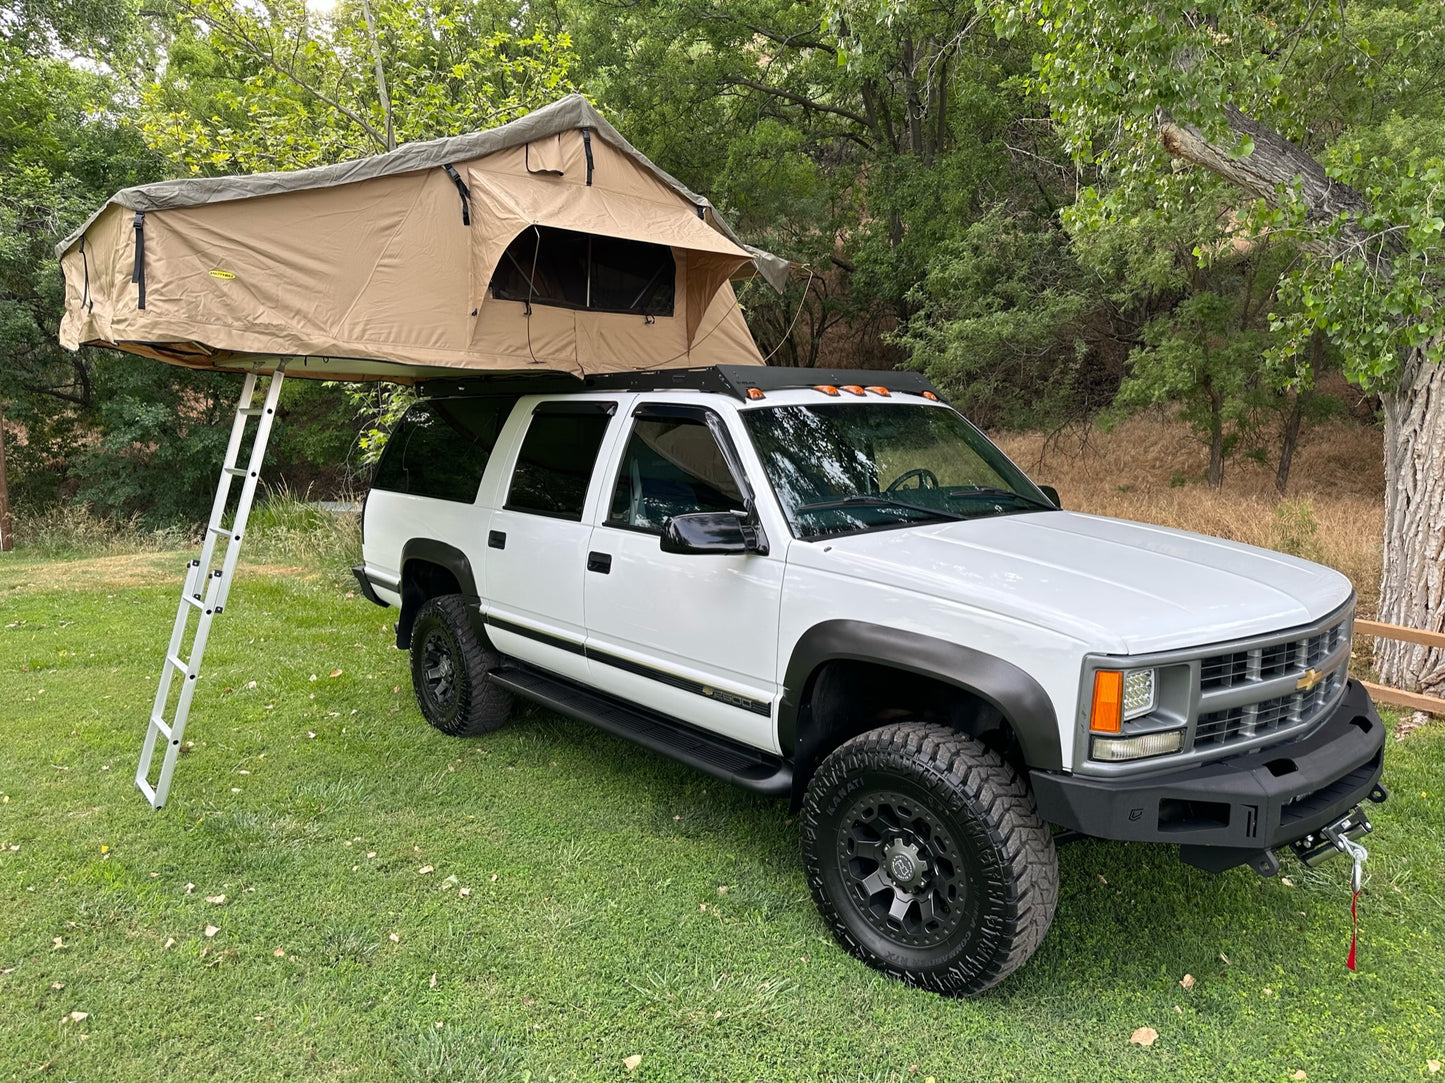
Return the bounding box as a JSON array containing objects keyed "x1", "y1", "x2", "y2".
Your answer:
[
  {"x1": 139, "y1": 0, "x2": 580, "y2": 175},
  {"x1": 1005, "y1": 0, "x2": 1443, "y2": 692}
]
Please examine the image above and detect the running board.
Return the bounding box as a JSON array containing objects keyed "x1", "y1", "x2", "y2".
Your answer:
[{"x1": 489, "y1": 666, "x2": 791, "y2": 797}]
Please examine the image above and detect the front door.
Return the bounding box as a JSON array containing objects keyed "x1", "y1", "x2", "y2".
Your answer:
[{"x1": 582, "y1": 402, "x2": 783, "y2": 751}]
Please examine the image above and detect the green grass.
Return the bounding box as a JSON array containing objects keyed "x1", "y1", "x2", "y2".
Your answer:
[{"x1": 0, "y1": 548, "x2": 1440, "y2": 1082}]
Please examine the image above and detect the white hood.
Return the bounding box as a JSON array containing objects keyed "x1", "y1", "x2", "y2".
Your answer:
[{"x1": 810, "y1": 511, "x2": 1354, "y2": 655}]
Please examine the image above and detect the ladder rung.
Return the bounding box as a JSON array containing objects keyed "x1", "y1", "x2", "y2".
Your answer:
[
  {"x1": 182, "y1": 594, "x2": 204, "y2": 610},
  {"x1": 223, "y1": 466, "x2": 249, "y2": 478},
  {"x1": 166, "y1": 653, "x2": 190, "y2": 674},
  {"x1": 207, "y1": 524, "x2": 235, "y2": 537},
  {"x1": 238, "y1": 407, "x2": 264, "y2": 416},
  {"x1": 150, "y1": 716, "x2": 173, "y2": 740}
]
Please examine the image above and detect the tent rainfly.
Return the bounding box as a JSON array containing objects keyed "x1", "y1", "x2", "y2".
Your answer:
[{"x1": 56, "y1": 95, "x2": 789, "y2": 381}]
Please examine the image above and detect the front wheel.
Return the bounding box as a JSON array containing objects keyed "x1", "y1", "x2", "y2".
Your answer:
[
  {"x1": 409, "y1": 594, "x2": 512, "y2": 736},
  {"x1": 801, "y1": 722, "x2": 1058, "y2": 997}
]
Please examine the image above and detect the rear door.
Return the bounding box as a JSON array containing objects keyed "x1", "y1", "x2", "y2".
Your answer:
[
  {"x1": 582, "y1": 401, "x2": 783, "y2": 751},
  {"x1": 482, "y1": 396, "x2": 622, "y2": 685}
]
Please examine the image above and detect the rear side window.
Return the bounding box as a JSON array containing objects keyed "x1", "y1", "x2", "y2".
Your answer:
[
  {"x1": 505, "y1": 404, "x2": 614, "y2": 520},
  {"x1": 371, "y1": 397, "x2": 516, "y2": 503}
]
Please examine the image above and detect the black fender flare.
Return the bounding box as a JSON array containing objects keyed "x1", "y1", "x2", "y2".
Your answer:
[
  {"x1": 779, "y1": 619, "x2": 1063, "y2": 772},
  {"x1": 397, "y1": 539, "x2": 482, "y2": 648}
]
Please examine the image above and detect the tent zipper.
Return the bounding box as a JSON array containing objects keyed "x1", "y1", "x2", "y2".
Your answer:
[{"x1": 581, "y1": 128, "x2": 593, "y2": 186}]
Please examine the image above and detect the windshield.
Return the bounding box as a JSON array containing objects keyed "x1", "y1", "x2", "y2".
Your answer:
[{"x1": 742, "y1": 401, "x2": 1053, "y2": 540}]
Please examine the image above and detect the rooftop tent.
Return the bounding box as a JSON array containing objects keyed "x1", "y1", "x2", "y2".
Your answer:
[{"x1": 55, "y1": 95, "x2": 789, "y2": 381}]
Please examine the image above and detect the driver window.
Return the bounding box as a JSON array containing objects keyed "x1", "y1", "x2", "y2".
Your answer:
[{"x1": 607, "y1": 417, "x2": 743, "y2": 532}]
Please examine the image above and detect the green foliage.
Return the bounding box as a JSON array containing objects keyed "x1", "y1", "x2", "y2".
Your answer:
[
  {"x1": 1004, "y1": 0, "x2": 1445, "y2": 391},
  {"x1": 71, "y1": 363, "x2": 240, "y2": 526},
  {"x1": 895, "y1": 208, "x2": 1095, "y2": 426},
  {"x1": 139, "y1": 0, "x2": 581, "y2": 174}
]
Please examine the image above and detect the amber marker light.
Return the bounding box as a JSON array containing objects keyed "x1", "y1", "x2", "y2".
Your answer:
[
  {"x1": 1089, "y1": 670, "x2": 1124, "y2": 734},
  {"x1": 921, "y1": 390, "x2": 940, "y2": 401},
  {"x1": 865, "y1": 385, "x2": 891, "y2": 396},
  {"x1": 841, "y1": 385, "x2": 866, "y2": 396},
  {"x1": 745, "y1": 387, "x2": 766, "y2": 400},
  {"x1": 814, "y1": 385, "x2": 841, "y2": 396}
]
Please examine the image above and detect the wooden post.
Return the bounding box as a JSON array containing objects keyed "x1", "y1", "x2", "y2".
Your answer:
[{"x1": 0, "y1": 399, "x2": 11, "y2": 551}]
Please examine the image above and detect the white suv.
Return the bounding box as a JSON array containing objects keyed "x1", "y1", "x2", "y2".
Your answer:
[{"x1": 354, "y1": 365, "x2": 1387, "y2": 996}]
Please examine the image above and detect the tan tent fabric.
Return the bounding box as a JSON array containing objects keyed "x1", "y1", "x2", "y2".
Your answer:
[{"x1": 56, "y1": 96, "x2": 787, "y2": 382}]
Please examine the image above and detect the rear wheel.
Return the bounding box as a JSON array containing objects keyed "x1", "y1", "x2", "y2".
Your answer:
[
  {"x1": 409, "y1": 594, "x2": 512, "y2": 736},
  {"x1": 801, "y1": 722, "x2": 1058, "y2": 997}
]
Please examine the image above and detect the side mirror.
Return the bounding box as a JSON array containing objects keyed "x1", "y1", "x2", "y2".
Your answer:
[
  {"x1": 1039, "y1": 484, "x2": 1061, "y2": 508},
  {"x1": 660, "y1": 512, "x2": 751, "y2": 555}
]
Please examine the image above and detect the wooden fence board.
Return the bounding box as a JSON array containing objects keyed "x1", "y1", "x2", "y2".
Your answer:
[
  {"x1": 1360, "y1": 681, "x2": 1444, "y2": 716},
  {"x1": 1356, "y1": 618, "x2": 1445, "y2": 650}
]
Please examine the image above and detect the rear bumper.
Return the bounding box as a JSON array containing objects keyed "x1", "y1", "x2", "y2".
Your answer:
[{"x1": 1030, "y1": 679, "x2": 1386, "y2": 872}]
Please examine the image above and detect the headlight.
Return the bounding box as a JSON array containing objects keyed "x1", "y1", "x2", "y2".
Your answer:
[
  {"x1": 1122, "y1": 668, "x2": 1156, "y2": 720},
  {"x1": 1088, "y1": 667, "x2": 1158, "y2": 732}
]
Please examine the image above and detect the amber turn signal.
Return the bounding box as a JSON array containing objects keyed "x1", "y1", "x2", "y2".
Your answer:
[
  {"x1": 1089, "y1": 670, "x2": 1124, "y2": 734},
  {"x1": 813, "y1": 385, "x2": 841, "y2": 396}
]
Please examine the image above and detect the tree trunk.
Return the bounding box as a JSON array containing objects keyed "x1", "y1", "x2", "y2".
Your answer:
[
  {"x1": 1275, "y1": 389, "x2": 1305, "y2": 494},
  {"x1": 1276, "y1": 334, "x2": 1320, "y2": 494},
  {"x1": 1376, "y1": 349, "x2": 1445, "y2": 695}
]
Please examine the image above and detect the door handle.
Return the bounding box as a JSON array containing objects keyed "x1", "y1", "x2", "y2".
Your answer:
[
  {"x1": 587, "y1": 551, "x2": 612, "y2": 574},
  {"x1": 488, "y1": 530, "x2": 506, "y2": 549}
]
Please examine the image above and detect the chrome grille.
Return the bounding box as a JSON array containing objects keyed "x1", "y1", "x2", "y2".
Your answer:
[{"x1": 1191, "y1": 610, "x2": 1352, "y2": 753}]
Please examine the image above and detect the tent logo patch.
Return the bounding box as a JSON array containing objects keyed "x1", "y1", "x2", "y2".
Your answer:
[{"x1": 208, "y1": 269, "x2": 236, "y2": 280}]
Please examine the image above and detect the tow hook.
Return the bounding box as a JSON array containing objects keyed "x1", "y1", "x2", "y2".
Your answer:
[{"x1": 1287, "y1": 801, "x2": 1380, "y2": 868}]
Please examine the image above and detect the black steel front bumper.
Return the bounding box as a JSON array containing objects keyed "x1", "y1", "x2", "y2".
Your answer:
[{"x1": 1029, "y1": 679, "x2": 1386, "y2": 873}]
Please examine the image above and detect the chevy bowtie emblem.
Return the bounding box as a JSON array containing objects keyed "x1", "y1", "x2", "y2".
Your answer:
[{"x1": 1296, "y1": 668, "x2": 1326, "y2": 692}]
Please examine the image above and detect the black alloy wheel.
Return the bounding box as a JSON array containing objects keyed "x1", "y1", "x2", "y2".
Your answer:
[
  {"x1": 802, "y1": 722, "x2": 1059, "y2": 997},
  {"x1": 408, "y1": 594, "x2": 512, "y2": 736}
]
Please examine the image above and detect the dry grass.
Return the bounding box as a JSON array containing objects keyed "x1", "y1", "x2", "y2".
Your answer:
[
  {"x1": 0, "y1": 553, "x2": 314, "y2": 598},
  {"x1": 994, "y1": 415, "x2": 1386, "y2": 617}
]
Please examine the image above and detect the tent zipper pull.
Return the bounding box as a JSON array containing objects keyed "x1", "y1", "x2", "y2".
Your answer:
[
  {"x1": 131, "y1": 212, "x2": 147, "y2": 310},
  {"x1": 442, "y1": 165, "x2": 470, "y2": 225}
]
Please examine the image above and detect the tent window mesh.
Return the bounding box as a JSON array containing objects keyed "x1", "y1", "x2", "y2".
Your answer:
[{"x1": 490, "y1": 226, "x2": 675, "y2": 316}]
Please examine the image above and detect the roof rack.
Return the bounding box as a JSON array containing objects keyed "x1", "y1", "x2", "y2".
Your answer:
[{"x1": 417, "y1": 365, "x2": 942, "y2": 402}]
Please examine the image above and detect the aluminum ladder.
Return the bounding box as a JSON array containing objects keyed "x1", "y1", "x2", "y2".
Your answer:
[{"x1": 137, "y1": 366, "x2": 285, "y2": 808}]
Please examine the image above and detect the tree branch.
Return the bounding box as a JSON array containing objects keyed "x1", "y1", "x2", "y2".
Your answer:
[
  {"x1": 1156, "y1": 104, "x2": 1394, "y2": 268},
  {"x1": 722, "y1": 77, "x2": 872, "y2": 130}
]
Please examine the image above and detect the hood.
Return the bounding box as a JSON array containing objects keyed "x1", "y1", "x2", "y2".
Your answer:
[{"x1": 804, "y1": 511, "x2": 1354, "y2": 655}]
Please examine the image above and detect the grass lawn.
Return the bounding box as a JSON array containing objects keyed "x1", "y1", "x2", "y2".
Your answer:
[{"x1": 1, "y1": 550, "x2": 1440, "y2": 1082}]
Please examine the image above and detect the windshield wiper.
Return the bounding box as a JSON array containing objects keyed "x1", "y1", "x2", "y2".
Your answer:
[
  {"x1": 794, "y1": 495, "x2": 968, "y2": 523},
  {"x1": 944, "y1": 485, "x2": 1056, "y2": 511}
]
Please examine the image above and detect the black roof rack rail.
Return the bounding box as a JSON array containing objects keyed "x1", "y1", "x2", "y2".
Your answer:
[{"x1": 418, "y1": 365, "x2": 942, "y2": 402}]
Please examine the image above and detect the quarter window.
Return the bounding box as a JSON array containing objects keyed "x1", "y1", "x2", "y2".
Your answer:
[
  {"x1": 505, "y1": 405, "x2": 614, "y2": 520},
  {"x1": 371, "y1": 397, "x2": 517, "y2": 503},
  {"x1": 607, "y1": 417, "x2": 743, "y2": 532}
]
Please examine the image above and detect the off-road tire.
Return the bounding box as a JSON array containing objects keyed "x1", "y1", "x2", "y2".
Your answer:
[
  {"x1": 801, "y1": 722, "x2": 1058, "y2": 997},
  {"x1": 409, "y1": 594, "x2": 512, "y2": 736}
]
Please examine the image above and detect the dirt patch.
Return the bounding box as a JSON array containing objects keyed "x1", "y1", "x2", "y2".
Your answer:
[{"x1": 0, "y1": 553, "x2": 314, "y2": 597}]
